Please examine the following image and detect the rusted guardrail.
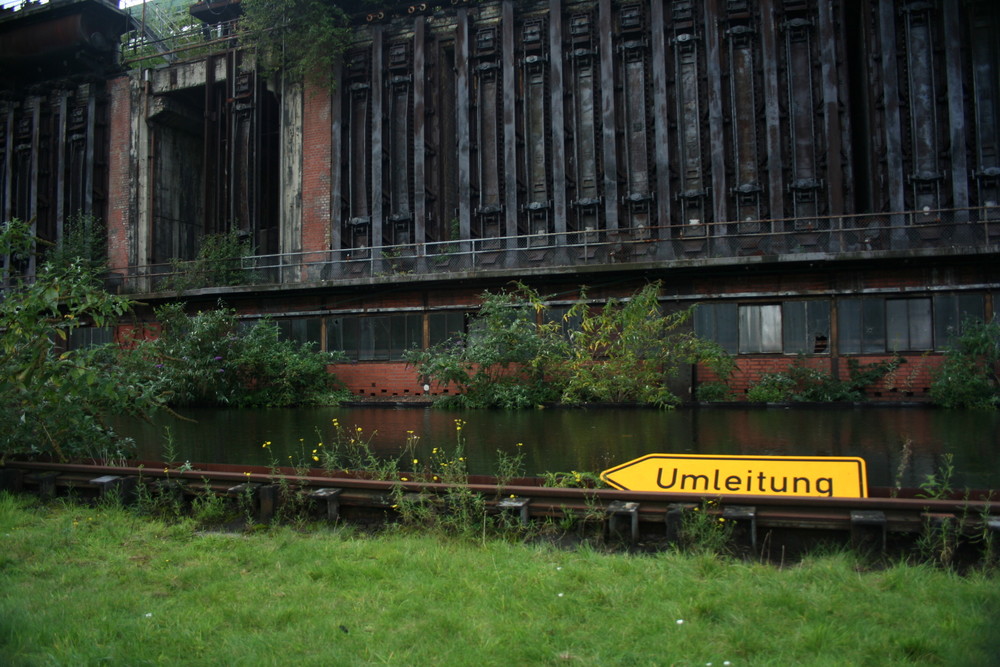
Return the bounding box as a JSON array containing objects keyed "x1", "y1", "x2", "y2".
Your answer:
[{"x1": 3, "y1": 459, "x2": 998, "y2": 560}]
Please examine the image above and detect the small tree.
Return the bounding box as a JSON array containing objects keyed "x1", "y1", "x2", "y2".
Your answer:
[
  {"x1": 930, "y1": 318, "x2": 1000, "y2": 409},
  {"x1": 559, "y1": 283, "x2": 733, "y2": 406},
  {"x1": 405, "y1": 283, "x2": 568, "y2": 408},
  {"x1": 122, "y1": 302, "x2": 345, "y2": 408},
  {"x1": 1, "y1": 219, "x2": 150, "y2": 461}
]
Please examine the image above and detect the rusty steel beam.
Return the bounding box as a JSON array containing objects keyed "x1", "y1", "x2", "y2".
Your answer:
[
  {"x1": 599, "y1": 0, "x2": 619, "y2": 231},
  {"x1": 548, "y1": 0, "x2": 566, "y2": 239},
  {"x1": 4, "y1": 460, "x2": 998, "y2": 547}
]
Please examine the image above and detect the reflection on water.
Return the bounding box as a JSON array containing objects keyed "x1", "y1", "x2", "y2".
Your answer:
[{"x1": 116, "y1": 406, "x2": 1000, "y2": 490}]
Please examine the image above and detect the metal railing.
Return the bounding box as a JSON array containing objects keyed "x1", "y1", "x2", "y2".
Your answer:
[{"x1": 80, "y1": 206, "x2": 1000, "y2": 295}]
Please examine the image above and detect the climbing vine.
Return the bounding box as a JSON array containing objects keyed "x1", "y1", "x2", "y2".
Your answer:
[{"x1": 239, "y1": 0, "x2": 352, "y2": 86}]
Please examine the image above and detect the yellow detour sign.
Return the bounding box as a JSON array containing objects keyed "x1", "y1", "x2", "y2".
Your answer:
[{"x1": 600, "y1": 454, "x2": 868, "y2": 498}]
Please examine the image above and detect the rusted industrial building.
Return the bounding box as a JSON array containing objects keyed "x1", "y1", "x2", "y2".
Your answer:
[{"x1": 2, "y1": 0, "x2": 998, "y2": 401}]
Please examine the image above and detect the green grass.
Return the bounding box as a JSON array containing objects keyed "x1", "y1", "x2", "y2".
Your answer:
[{"x1": 0, "y1": 492, "x2": 997, "y2": 666}]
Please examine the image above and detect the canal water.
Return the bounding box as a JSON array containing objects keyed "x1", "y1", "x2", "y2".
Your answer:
[{"x1": 117, "y1": 406, "x2": 1000, "y2": 491}]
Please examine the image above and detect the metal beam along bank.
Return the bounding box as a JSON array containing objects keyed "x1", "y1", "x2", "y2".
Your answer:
[{"x1": 2, "y1": 460, "x2": 998, "y2": 555}]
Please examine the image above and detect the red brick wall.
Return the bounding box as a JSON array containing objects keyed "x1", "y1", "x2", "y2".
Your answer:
[
  {"x1": 106, "y1": 76, "x2": 132, "y2": 272},
  {"x1": 697, "y1": 353, "x2": 945, "y2": 402},
  {"x1": 329, "y1": 362, "x2": 455, "y2": 398},
  {"x1": 300, "y1": 80, "x2": 332, "y2": 256}
]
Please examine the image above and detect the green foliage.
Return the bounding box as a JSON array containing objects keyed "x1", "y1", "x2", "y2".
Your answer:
[
  {"x1": 560, "y1": 284, "x2": 733, "y2": 406},
  {"x1": 163, "y1": 230, "x2": 254, "y2": 291},
  {"x1": 407, "y1": 282, "x2": 734, "y2": 408},
  {"x1": 121, "y1": 302, "x2": 345, "y2": 408},
  {"x1": 43, "y1": 212, "x2": 107, "y2": 275},
  {"x1": 405, "y1": 282, "x2": 568, "y2": 409},
  {"x1": 239, "y1": 0, "x2": 351, "y2": 86},
  {"x1": 694, "y1": 381, "x2": 734, "y2": 402},
  {"x1": 678, "y1": 499, "x2": 735, "y2": 555},
  {"x1": 540, "y1": 470, "x2": 607, "y2": 489},
  {"x1": 930, "y1": 318, "x2": 1000, "y2": 409},
  {"x1": 745, "y1": 355, "x2": 904, "y2": 403},
  {"x1": 0, "y1": 220, "x2": 151, "y2": 461}
]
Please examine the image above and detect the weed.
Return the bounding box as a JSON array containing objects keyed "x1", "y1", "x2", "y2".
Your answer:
[
  {"x1": 541, "y1": 470, "x2": 607, "y2": 489},
  {"x1": 678, "y1": 499, "x2": 734, "y2": 556},
  {"x1": 917, "y1": 453, "x2": 955, "y2": 500},
  {"x1": 191, "y1": 478, "x2": 231, "y2": 527}
]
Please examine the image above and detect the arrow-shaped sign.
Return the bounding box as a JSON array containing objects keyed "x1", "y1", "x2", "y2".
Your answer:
[{"x1": 600, "y1": 453, "x2": 868, "y2": 498}]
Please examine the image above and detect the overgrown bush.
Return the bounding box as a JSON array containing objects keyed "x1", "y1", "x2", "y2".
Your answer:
[
  {"x1": 406, "y1": 282, "x2": 734, "y2": 408},
  {"x1": 163, "y1": 230, "x2": 254, "y2": 291},
  {"x1": 559, "y1": 284, "x2": 733, "y2": 406},
  {"x1": 745, "y1": 355, "x2": 903, "y2": 403},
  {"x1": 405, "y1": 283, "x2": 568, "y2": 409},
  {"x1": 1, "y1": 219, "x2": 152, "y2": 461},
  {"x1": 120, "y1": 302, "x2": 346, "y2": 408},
  {"x1": 930, "y1": 319, "x2": 1000, "y2": 409}
]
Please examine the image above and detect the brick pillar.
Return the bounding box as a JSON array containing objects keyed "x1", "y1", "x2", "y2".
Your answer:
[
  {"x1": 105, "y1": 75, "x2": 133, "y2": 275},
  {"x1": 301, "y1": 79, "x2": 333, "y2": 259}
]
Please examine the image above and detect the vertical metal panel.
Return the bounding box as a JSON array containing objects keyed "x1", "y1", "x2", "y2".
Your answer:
[
  {"x1": 941, "y1": 0, "x2": 968, "y2": 211},
  {"x1": 567, "y1": 10, "x2": 601, "y2": 233},
  {"x1": 413, "y1": 17, "x2": 426, "y2": 246},
  {"x1": 371, "y1": 26, "x2": 385, "y2": 246},
  {"x1": 618, "y1": 3, "x2": 653, "y2": 233},
  {"x1": 472, "y1": 18, "x2": 503, "y2": 237},
  {"x1": 760, "y1": 0, "x2": 784, "y2": 221},
  {"x1": 502, "y1": 0, "x2": 518, "y2": 239},
  {"x1": 724, "y1": 14, "x2": 762, "y2": 224},
  {"x1": 55, "y1": 91, "x2": 67, "y2": 243},
  {"x1": 901, "y1": 2, "x2": 941, "y2": 212},
  {"x1": 817, "y1": 0, "x2": 848, "y2": 216},
  {"x1": 456, "y1": 8, "x2": 472, "y2": 241},
  {"x1": 649, "y1": 0, "x2": 672, "y2": 244},
  {"x1": 705, "y1": 0, "x2": 727, "y2": 227},
  {"x1": 522, "y1": 15, "x2": 551, "y2": 237},
  {"x1": 387, "y1": 38, "x2": 413, "y2": 244},
  {"x1": 784, "y1": 7, "x2": 821, "y2": 223},
  {"x1": 599, "y1": 0, "x2": 619, "y2": 230},
  {"x1": 1, "y1": 104, "x2": 10, "y2": 222},
  {"x1": 549, "y1": 0, "x2": 567, "y2": 237},
  {"x1": 878, "y1": 0, "x2": 906, "y2": 214},
  {"x1": 344, "y1": 47, "x2": 373, "y2": 249},
  {"x1": 968, "y1": 1, "x2": 999, "y2": 207},
  {"x1": 671, "y1": 1, "x2": 709, "y2": 227}
]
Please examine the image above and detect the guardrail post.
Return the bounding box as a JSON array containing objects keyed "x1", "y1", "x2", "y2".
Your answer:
[
  {"x1": 0, "y1": 468, "x2": 24, "y2": 492},
  {"x1": 308, "y1": 488, "x2": 343, "y2": 522},
  {"x1": 723, "y1": 505, "x2": 757, "y2": 552},
  {"x1": 497, "y1": 496, "x2": 531, "y2": 526},
  {"x1": 850, "y1": 510, "x2": 887, "y2": 554},
  {"x1": 91, "y1": 475, "x2": 138, "y2": 505},
  {"x1": 26, "y1": 471, "x2": 60, "y2": 498},
  {"x1": 606, "y1": 500, "x2": 640, "y2": 543},
  {"x1": 665, "y1": 502, "x2": 695, "y2": 544}
]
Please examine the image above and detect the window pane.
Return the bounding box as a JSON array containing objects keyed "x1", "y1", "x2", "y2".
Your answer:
[
  {"x1": 358, "y1": 318, "x2": 375, "y2": 360},
  {"x1": 933, "y1": 294, "x2": 959, "y2": 349},
  {"x1": 886, "y1": 299, "x2": 909, "y2": 351},
  {"x1": 327, "y1": 318, "x2": 345, "y2": 356},
  {"x1": 838, "y1": 299, "x2": 861, "y2": 354},
  {"x1": 696, "y1": 303, "x2": 738, "y2": 354},
  {"x1": 807, "y1": 300, "x2": 831, "y2": 353},
  {"x1": 907, "y1": 299, "x2": 932, "y2": 350},
  {"x1": 861, "y1": 298, "x2": 886, "y2": 353},
  {"x1": 783, "y1": 301, "x2": 806, "y2": 353},
  {"x1": 739, "y1": 304, "x2": 781, "y2": 353},
  {"x1": 372, "y1": 316, "x2": 390, "y2": 361}
]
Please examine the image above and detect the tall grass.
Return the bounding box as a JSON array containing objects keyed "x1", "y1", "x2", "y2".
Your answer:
[{"x1": 1, "y1": 492, "x2": 997, "y2": 666}]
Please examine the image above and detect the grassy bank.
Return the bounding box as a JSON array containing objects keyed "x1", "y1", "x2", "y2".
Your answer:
[{"x1": 1, "y1": 493, "x2": 997, "y2": 666}]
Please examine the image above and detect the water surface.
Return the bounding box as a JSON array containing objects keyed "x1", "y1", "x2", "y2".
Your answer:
[{"x1": 117, "y1": 406, "x2": 1000, "y2": 490}]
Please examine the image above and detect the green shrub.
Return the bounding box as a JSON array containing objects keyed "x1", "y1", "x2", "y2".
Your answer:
[
  {"x1": 1, "y1": 219, "x2": 152, "y2": 461},
  {"x1": 930, "y1": 319, "x2": 1000, "y2": 409},
  {"x1": 121, "y1": 303, "x2": 346, "y2": 408}
]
